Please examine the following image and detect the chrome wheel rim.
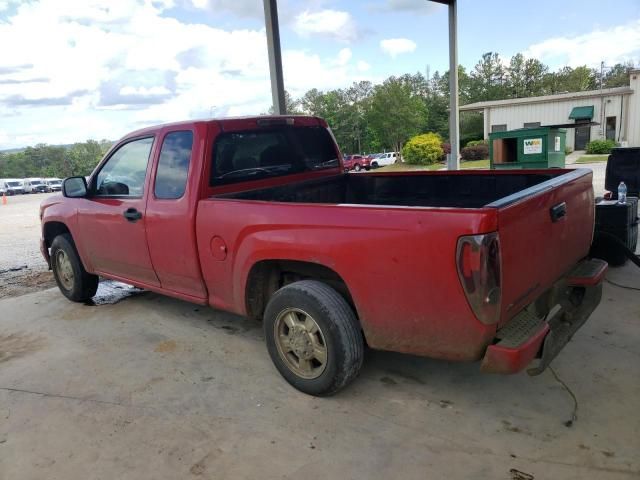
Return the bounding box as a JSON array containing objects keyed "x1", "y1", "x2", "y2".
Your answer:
[
  {"x1": 274, "y1": 308, "x2": 328, "y2": 379},
  {"x1": 55, "y1": 250, "x2": 74, "y2": 290}
]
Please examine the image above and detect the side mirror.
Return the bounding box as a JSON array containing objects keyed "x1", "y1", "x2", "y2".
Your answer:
[{"x1": 62, "y1": 176, "x2": 88, "y2": 198}]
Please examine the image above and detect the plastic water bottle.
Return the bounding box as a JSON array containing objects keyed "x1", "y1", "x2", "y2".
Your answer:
[{"x1": 617, "y1": 181, "x2": 627, "y2": 205}]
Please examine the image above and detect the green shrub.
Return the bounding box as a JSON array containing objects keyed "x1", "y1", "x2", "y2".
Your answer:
[
  {"x1": 586, "y1": 139, "x2": 616, "y2": 154},
  {"x1": 402, "y1": 133, "x2": 444, "y2": 165},
  {"x1": 466, "y1": 139, "x2": 488, "y2": 147},
  {"x1": 461, "y1": 144, "x2": 489, "y2": 160}
]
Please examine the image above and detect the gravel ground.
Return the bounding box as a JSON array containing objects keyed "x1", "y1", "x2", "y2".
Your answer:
[{"x1": 0, "y1": 193, "x2": 56, "y2": 298}]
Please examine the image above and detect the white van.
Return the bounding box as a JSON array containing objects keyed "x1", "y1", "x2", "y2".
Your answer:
[
  {"x1": 1, "y1": 179, "x2": 25, "y2": 195},
  {"x1": 23, "y1": 178, "x2": 48, "y2": 194},
  {"x1": 371, "y1": 152, "x2": 401, "y2": 167},
  {"x1": 44, "y1": 178, "x2": 63, "y2": 192}
]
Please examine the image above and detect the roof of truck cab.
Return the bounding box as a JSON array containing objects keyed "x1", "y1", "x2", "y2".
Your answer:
[{"x1": 122, "y1": 115, "x2": 323, "y2": 139}]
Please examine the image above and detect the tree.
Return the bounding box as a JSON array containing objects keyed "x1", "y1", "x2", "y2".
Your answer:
[
  {"x1": 267, "y1": 90, "x2": 301, "y2": 114},
  {"x1": 522, "y1": 58, "x2": 548, "y2": 97},
  {"x1": 367, "y1": 76, "x2": 427, "y2": 153},
  {"x1": 547, "y1": 66, "x2": 597, "y2": 93},
  {"x1": 469, "y1": 52, "x2": 507, "y2": 101},
  {"x1": 603, "y1": 62, "x2": 634, "y2": 88},
  {"x1": 0, "y1": 140, "x2": 109, "y2": 178}
]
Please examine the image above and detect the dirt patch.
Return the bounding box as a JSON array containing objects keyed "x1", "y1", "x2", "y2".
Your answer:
[
  {"x1": 154, "y1": 340, "x2": 177, "y2": 353},
  {"x1": 0, "y1": 268, "x2": 56, "y2": 299},
  {"x1": 0, "y1": 332, "x2": 46, "y2": 363}
]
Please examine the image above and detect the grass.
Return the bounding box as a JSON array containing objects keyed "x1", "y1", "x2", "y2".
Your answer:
[
  {"x1": 459, "y1": 159, "x2": 489, "y2": 169},
  {"x1": 375, "y1": 159, "x2": 490, "y2": 172},
  {"x1": 375, "y1": 162, "x2": 443, "y2": 172},
  {"x1": 575, "y1": 155, "x2": 609, "y2": 164}
]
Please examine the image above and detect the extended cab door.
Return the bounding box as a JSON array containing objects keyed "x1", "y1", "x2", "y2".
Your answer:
[
  {"x1": 144, "y1": 126, "x2": 207, "y2": 301},
  {"x1": 77, "y1": 136, "x2": 160, "y2": 286}
]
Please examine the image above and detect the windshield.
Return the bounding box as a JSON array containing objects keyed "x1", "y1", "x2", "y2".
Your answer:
[
  {"x1": 211, "y1": 126, "x2": 339, "y2": 186},
  {"x1": 31, "y1": 180, "x2": 44, "y2": 185},
  {"x1": 49, "y1": 180, "x2": 61, "y2": 185},
  {"x1": 7, "y1": 181, "x2": 21, "y2": 187}
]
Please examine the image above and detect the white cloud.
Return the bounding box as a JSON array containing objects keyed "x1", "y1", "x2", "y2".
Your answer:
[
  {"x1": 381, "y1": 0, "x2": 441, "y2": 14},
  {"x1": 380, "y1": 38, "x2": 416, "y2": 58},
  {"x1": 189, "y1": 0, "x2": 263, "y2": 18},
  {"x1": 0, "y1": 0, "x2": 373, "y2": 149},
  {"x1": 357, "y1": 60, "x2": 371, "y2": 72},
  {"x1": 293, "y1": 9, "x2": 356, "y2": 42},
  {"x1": 524, "y1": 19, "x2": 640, "y2": 69},
  {"x1": 337, "y1": 48, "x2": 352, "y2": 66}
]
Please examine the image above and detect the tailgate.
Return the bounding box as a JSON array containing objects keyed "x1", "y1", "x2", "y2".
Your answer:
[{"x1": 490, "y1": 169, "x2": 595, "y2": 326}]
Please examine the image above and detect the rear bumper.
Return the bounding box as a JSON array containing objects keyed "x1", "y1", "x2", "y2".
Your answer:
[{"x1": 480, "y1": 258, "x2": 607, "y2": 375}]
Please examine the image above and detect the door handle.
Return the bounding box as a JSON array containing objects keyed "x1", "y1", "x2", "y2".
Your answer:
[
  {"x1": 123, "y1": 208, "x2": 142, "y2": 222},
  {"x1": 550, "y1": 202, "x2": 567, "y2": 222}
]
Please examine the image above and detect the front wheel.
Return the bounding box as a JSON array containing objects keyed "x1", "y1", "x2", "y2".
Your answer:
[
  {"x1": 354, "y1": 164, "x2": 362, "y2": 172},
  {"x1": 51, "y1": 234, "x2": 99, "y2": 302},
  {"x1": 264, "y1": 280, "x2": 364, "y2": 396}
]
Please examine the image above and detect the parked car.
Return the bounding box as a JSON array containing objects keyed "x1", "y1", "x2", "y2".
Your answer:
[
  {"x1": 371, "y1": 152, "x2": 400, "y2": 168},
  {"x1": 41, "y1": 116, "x2": 606, "y2": 396},
  {"x1": 24, "y1": 178, "x2": 48, "y2": 193},
  {"x1": 343, "y1": 154, "x2": 371, "y2": 172},
  {"x1": 44, "y1": 178, "x2": 63, "y2": 192},
  {"x1": 2, "y1": 179, "x2": 25, "y2": 195}
]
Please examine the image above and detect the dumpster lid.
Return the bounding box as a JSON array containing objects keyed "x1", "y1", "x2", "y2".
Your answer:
[{"x1": 569, "y1": 106, "x2": 594, "y2": 119}]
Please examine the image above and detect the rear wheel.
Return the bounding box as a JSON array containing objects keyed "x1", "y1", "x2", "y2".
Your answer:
[
  {"x1": 51, "y1": 234, "x2": 99, "y2": 302},
  {"x1": 264, "y1": 280, "x2": 364, "y2": 396},
  {"x1": 354, "y1": 164, "x2": 362, "y2": 172}
]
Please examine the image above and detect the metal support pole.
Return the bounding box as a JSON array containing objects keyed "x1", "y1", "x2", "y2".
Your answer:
[
  {"x1": 263, "y1": 0, "x2": 286, "y2": 115},
  {"x1": 447, "y1": 0, "x2": 460, "y2": 170}
]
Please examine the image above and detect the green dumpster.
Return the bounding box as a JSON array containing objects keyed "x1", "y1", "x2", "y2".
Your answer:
[{"x1": 489, "y1": 127, "x2": 566, "y2": 169}]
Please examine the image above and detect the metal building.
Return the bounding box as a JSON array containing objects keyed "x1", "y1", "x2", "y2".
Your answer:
[{"x1": 460, "y1": 69, "x2": 640, "y2": 151}]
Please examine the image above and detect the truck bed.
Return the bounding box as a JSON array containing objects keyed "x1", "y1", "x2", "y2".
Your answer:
[
  {"x1": 204, "y1": 168, "x2": 595, "y2": 352},
  {"x1": 216, "y1": 170, "x2": 574, "y2": 208}
]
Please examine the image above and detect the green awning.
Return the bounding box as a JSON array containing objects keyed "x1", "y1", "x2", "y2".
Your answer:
[{"x1": 569, "y1": 106, "x2": 594, "y2": 119}]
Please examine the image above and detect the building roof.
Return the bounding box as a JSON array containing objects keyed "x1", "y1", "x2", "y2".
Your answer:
[{"x1": 460, "y1": 86, "x2": 633, "y2": 111}]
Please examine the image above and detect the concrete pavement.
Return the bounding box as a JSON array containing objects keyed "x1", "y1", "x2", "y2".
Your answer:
[{"x1": 0, "y1": 264, "x2": 639, "y2": 479}]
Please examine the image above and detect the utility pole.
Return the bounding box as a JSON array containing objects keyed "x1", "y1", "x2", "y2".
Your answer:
[
  {"x1": 263, "y1": 0, "x2": 286, "y2": 115},
  {"x1": 446, "y1": 0, "x2": 460, "y2": 170}
]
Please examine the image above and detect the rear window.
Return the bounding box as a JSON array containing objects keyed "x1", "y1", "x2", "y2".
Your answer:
[{"x1": 211, "y1": 126, "x2": 339, "y2": 186}]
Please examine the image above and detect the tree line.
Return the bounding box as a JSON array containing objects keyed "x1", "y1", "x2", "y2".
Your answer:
[
  {"x1": 1, "y1": 51, "x2": 634, "y2": 178},
  {"x1": 285, "y1": 53, "x2": 634, "y2": 155},
  {"x1": 0, "y1": 140, "x2": 112, "y2": 179}
]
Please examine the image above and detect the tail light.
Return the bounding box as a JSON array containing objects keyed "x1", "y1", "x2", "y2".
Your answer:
[{"x1": 456, "y1": 232, "x2": 502, "y2": 325}]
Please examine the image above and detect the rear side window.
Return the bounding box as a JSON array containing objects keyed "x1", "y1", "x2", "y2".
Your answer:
[
  {"x1": 155, "y1": 131, "x2": 193, "y2": 199},
  {"x1": 211, "y1": 126, "x2": 338, "y2": 186}
]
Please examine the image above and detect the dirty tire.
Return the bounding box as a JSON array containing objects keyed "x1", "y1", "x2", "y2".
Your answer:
[
  {"x1": 51, "y1": 233, "x2": 99, "y2": 302},
  {"x1": 264, "y1": 280, "x2": 364, "y2": 396}
]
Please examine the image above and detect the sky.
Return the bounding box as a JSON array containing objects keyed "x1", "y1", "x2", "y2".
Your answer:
[{"x1": 0, "y1": 0, "x2": 639, "y2": 149}]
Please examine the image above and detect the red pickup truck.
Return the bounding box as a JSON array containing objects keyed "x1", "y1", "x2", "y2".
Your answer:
[{"x1": 40, "y1": 116, "x2": 606, "y2": 396}]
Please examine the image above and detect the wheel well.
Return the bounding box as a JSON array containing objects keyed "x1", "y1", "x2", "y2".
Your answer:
[
  {"x1": 245, "y1": 260, "x2": 356, "y2": 320},
  {"x1": 43, "y1": 221, "x2": 70, "y2": 248}
]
